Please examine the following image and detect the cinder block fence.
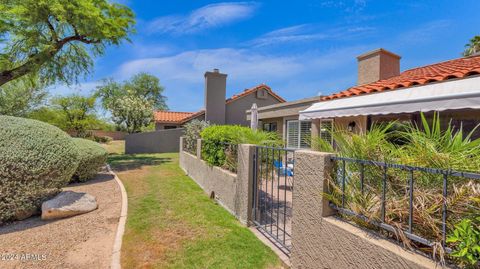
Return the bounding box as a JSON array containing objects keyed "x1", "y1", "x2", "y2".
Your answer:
[{"x1": 179, "y1": 138, "x2": 437, "y2": 269}]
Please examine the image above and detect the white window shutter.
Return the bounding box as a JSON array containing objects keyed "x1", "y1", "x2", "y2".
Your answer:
[
  {"x1": 287, "y1": 121, "x2": 299, "y2": 148},
  {"x1": 299, "y1": 121, "x2": 312, "y2": 148}
]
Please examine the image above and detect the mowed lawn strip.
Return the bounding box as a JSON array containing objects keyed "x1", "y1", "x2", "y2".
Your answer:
[{"x1": 107, "y1": 150, "x2": 281, "y2": 269}]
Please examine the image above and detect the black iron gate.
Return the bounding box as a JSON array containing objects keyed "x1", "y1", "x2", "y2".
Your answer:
[{"x1": 251, "y1": 145, "x2": 295, "y2": 256}]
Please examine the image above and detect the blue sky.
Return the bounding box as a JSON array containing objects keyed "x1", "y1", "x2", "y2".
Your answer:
[{"x1": 53, "y1": 0, "x2": 480, "y2": 112}]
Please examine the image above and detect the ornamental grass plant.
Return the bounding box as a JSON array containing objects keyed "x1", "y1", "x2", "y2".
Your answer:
[{"x1": 313, "y1": 113, "x2": 480, "y2": 267}]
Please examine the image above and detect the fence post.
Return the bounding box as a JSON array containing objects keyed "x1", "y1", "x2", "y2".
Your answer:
[
  {"x1": 236, "y1": 144, "x2": 255, "y2": 225},
  {"x1": 290, "y1": 150, "x2": 336, "y2": 268},
  {"x1": 196, "y1": 139, "x2": 202, "y2": 159},
  {"x1": 179, "y1": 136, "x2": 184, "y2": 151},
  {"x1": 179, "y1": 137, "x2": 184, "y2": 168}
]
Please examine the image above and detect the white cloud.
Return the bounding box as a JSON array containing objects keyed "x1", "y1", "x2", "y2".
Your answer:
[
  {"x1": 249, "y1": 24, "x2": 375, "y2": 47},
  {"x1": 117, "y1": 48, "x2": 302, "y2": 84},
  {"x1": 115, "y1": 45, "x2": 367, "y2": 111},
  {"x1": 319, "y1": 0, "x2": 367, "y2": 12},
  {"x1": 147, "y1": 2, "x2": 258, "y2": 34},
  {"x1": 397, "y1": 20, "x2": 451, "y2": 45}
]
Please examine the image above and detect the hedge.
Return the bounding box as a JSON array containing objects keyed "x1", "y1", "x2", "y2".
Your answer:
[
  {"x1": 72, "y1": 138, "x2": 108, "y2": 182},
  {"x1": 200, "y1": 125, "x2": 281, "y2": 169},
  {"x1": 0, "y1": 116, "x2": 80, "y2": 223}
]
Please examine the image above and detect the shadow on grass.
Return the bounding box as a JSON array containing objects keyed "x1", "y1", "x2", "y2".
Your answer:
[{"x1": 108, "y1": 154, "x2": 172, "y2": 172}]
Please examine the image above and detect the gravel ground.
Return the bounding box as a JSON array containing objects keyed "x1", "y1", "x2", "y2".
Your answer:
[{"x1": 0, "y1": 170, "x2": 121, "y2": 269}]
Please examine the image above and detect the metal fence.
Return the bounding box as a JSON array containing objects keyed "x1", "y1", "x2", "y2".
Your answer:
[
  {"x1": 218, "y1": 142, "x2": 238, "y2": 173},
  {"x1": 329, "y1": 156, "x2": 480, "y2": 254},
  {"x1": 251, "y1": 146, "x2": 295, "y2": 256},
  {"x1": 197, "y1": 140, "x2": 239, "y2": 173}
]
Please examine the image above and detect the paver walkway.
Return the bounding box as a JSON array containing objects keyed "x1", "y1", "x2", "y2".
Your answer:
[{"x1": 0, "y1": 170, "x2": 121, "y2": 269}]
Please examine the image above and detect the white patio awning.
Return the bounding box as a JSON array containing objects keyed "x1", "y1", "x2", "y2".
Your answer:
[{"x1": 300, "y1": 76, "x2": 480, "y2": 120}]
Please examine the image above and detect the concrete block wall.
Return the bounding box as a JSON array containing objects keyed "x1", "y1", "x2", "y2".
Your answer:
[
  {"x1": 291, "y1": 150, "x2": 438, "y2": 269},
  {"x1": 178, "y1": 139, "x2": 439, "y2": 268},
  {"x1": 125, "y1": 128, "x2": 184, "y2": 154},
  {"x1": 179, "y1": 137, "x2": 254, "y2": 224}
]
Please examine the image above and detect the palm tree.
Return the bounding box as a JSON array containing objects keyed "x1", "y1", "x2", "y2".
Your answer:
[{"x1": 464, "y1": 35, "x2": 480, "y2": 56}]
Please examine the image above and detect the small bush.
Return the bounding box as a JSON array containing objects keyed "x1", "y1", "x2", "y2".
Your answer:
[
  {"x1": 92, "y1": 135, "x2": 113, "y2": 143},
  {"x1": 0, "y1": 116, "x2": 80, "y2": 223},
  {"x1": 184, "y1": 120, "x2": 209, "y2": 154},
  {"x1": 447, "y1": 216, "x2": 480, "y2": 268},
  {"x1": 200, "y1": 125, "x2": 280, "y2": 169},
  {"x1": 72, "y1": 138, "x2": 108, "y2": 182}
]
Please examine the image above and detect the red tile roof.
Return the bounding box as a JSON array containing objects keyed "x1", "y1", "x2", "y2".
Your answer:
[
  {"x1": 155, "y1": 84, "x2": 285, "y2": 123},
  {"x1": 178, "y1": 110, "x2": 205, "y2": 124},
  {"x1": 322, "y1": 55, "x2": 480, "y2": 101},
  {"x1": 154, "y1": 111, "x2": 196, "y2": 123},
  {"x1": 226, "y1": 84, "x2": 286, "y2": 104}
]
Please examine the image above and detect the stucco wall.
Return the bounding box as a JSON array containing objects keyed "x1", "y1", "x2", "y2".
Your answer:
[
  {"x1": 205, "y1": 70, "x2": 227, "y2": 124},
  {"x1": 226, "y1": 91, "x2": 282, "y2": 126},
  {"x1": 125, "y1": 128, "x2": 184, "y2": 154},
  {"x1": 291, "y1": 150, "x2": 438, "y2": 269},
  {"x1": 179, "y1": 138, "x2": 254, "y2": 224},
  {"x1": 334, "y1": 115, "x2": 368, "y2": 134},
  {"x1": 181, "y1": 151, "x2": 238, "y2": 215},
  {"x1": 247, "y1": 97, "x2": 319, "y2": 120}
]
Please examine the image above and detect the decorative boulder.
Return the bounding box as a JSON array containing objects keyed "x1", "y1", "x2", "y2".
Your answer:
[{"x1": 41, "y1": 191, "x2": 98, "y2": 220}]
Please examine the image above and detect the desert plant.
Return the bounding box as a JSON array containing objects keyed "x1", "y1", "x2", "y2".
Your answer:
[
  {"x1": 0, "y1": 116, "x2": 79, "y2": 223},
  {"x1": 310, "y1": 122, "x2": 397, "y2": 161},
  {"x1": 91, "y1": 135, "x2": 113, "y2": 144},
  {"x1": 315, "y1": 113, "x2": 480, "y2": 266},
  {"x1": 72, "y1": 138, "x2": 108, "y2": 182},
  {"x1": 398, "y1": 113, "x2": 480, "y2": 174},
  {"x1": 184, "y1": 120, "x2": 209, "y2": 154}
]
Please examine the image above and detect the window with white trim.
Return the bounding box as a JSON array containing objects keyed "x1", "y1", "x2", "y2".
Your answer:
[{"x1": 286, "y1": 120, "x2": 311, "y2": 148}]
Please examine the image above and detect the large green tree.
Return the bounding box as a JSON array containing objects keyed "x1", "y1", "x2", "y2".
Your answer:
[
  {"x1": 110, "y1": 95, "x2": 154, "y2": 133},
  {"x1": 52, "y1": 94, "x2": 96, "y2": 137},
  {"x1": 0, "y1": 0, "x2": 135, "y2": 87},
  {"x1": 0, "y1": 76, "x2": 47, "y2": 116},
  {"x1": 96, "y1": 73, "x2": 168, "y2": 133},
  {"x1": 464, "y1": 36, "x2": 480, "y2": 56}
]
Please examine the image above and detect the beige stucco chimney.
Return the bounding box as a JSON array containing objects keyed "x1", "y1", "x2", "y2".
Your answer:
[
  {"x1": 357, "y1": 48, "x2": 401, "y2": 85},
  {"x1": 204, "y1": 68, "x2": 227, "y2": 124}
]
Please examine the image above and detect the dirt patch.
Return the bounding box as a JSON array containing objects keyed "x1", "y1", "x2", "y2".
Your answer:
[
  {"x1": 122, "y1": 221, "x2": 202, "y2": 269},
  {"x1": 115, "y1": 166, "x2": 150, "y2": 199},
  {"x1": 0, "y1": 171, "x2": 122, "y2": 269}
]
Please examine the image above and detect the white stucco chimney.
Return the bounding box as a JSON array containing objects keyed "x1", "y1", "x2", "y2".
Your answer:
[
  {"x1": 357, "y1": 48, "x2": 401, "y2": 85},
  {"x1": 204, "y1": 68, "x2": 227, "y2": 124}
]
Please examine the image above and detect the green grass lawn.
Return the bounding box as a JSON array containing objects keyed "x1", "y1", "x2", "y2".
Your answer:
[{"x1": 107, "y1": 150, "x2": 282, "y2": 269}]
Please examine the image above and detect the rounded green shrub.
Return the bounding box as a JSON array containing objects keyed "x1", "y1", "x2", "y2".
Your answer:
[
  {"x1": 0, "y1": 116, "x2": 80, "y2": 223},
  {"x1": 72, "y1": 138, "x2": 108, "y2": 182},
  {"x1": 200, "y1": 125, "x2": 281, "y2": 169}
]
